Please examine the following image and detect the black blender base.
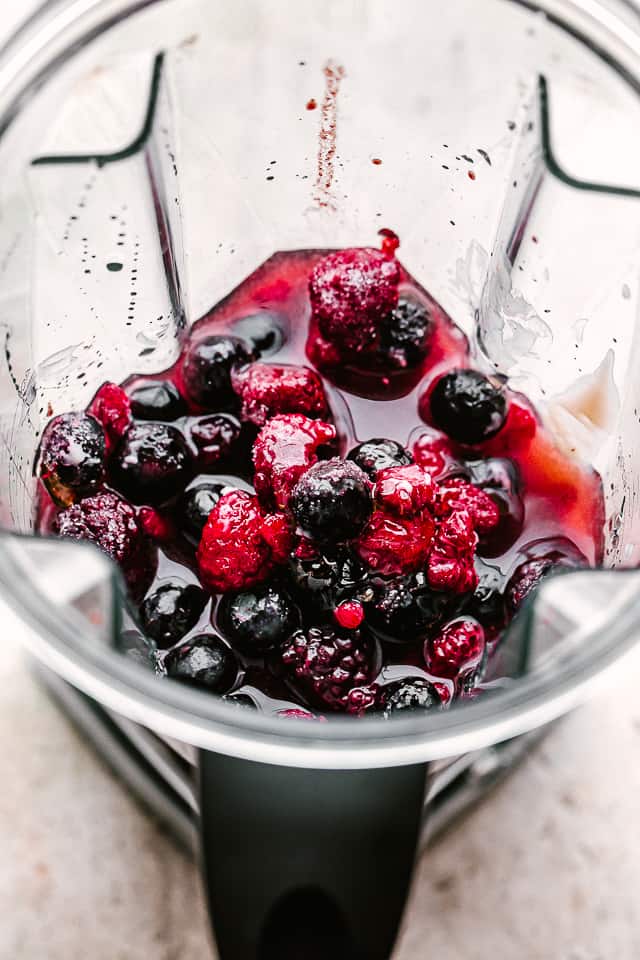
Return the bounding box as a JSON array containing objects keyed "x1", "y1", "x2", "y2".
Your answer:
[{"x1": 33, "y1": 662, "x2": 549, "y2": 853}]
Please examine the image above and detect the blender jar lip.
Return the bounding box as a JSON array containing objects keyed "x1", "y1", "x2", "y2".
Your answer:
[{"x1": 1, "y1": 0, "x2": 640, "y2": 766}]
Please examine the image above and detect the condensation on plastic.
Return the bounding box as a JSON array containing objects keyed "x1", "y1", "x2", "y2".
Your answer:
[{"x1": 0, "y1": 0, "x2": 639, "y2": 733}]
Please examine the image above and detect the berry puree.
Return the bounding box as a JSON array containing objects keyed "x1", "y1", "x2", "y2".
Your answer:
[{"x1": 35, "y1": 239, "x2": 604, "y2": 719}]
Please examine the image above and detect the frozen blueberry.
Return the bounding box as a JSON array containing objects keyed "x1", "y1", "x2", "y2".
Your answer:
[
  {"x1": 290, "y1": 458, "x2": 372, "y2": 542},
  {"x1": 429, "y1": 370, "x2": 507, "y2": 445},
  {"x1": 140, "y1": 581, "x2": 207, "y2": 649},
  {"x1": 37, "y1": 412, "x2": 105, "y2": 506},
  {"x1": 180, "y1": 335, "x2": 254, "y2": 408},
  {"x1": 179, "y1": 481, "x2": 229, "y2": 545},
  {"x1": 165, "y1": 634, "x2": 237, "y2": 693},
  {"x1": 112, "y1": 422, "x2": 192, "y2": 505},
  {"x1": 379, "y1": 298, "x2": 432, "y2": 368},
  {"x1": 288, "y1": 548, "x2": 370, "y2": 615},
  {"x1": 218, "y1": 583, "x2": 300, "y2": 655},
  {"x1": 348, "y1": 438, "x2": 413, "y2": 479},
  {"x1": 383, "y1": 679, "x2": 443, "y2": 717},
  {"x1": 188, "y1": 414, "x2": 241, "y2": 467},
  {"x1": 129, "y1": 380, "x2": 186, "y2": 421}
]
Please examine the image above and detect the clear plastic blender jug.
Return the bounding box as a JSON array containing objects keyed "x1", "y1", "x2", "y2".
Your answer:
[{"x1": 1, "y1": 1, "x2": 640, "y2": 957}]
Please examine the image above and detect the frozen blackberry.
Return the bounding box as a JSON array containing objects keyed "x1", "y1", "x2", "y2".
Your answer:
[
  {"x1": 179, "y1": 481, "x2": 229, "y2": 545},
  {"x1": 180, "y1": 335, "x2": 255, "y2": 409},
  {"x1": 379, "y1": 298, "x2": 432, "y2": 368},
  {"x1": 348, "y1": 438, "x2": 413, "y2": 480},
  {"x1": 429, "y1": 370, "x2": 507, "y2": 445},
  {"x1": 290, "y1": 458, "x2": 372, "y2": 542},
  {"x1": 112, "y1": 422, "x2": 192, "y2": 505},
  {"x1": 218, "y1": 583, "x2": 300, "y2": 655},
  {"x1": 129, "y1": 380, "x2": 186, "y2": 421},
  {"x1": 383, "y1": 679, "x2": 443, "y2": 717},
  {"x1": 367, "y1": 573, "x2": 450, "y2": 644},
  {"x1": 165, "y1": 634, "x2": 237, "y2": 693},
  {"x1": 38, "y1": 412, "x2": 105, "y2": 506},
  {"x1": 140, "y1": 581, "x2": 208, "y2": 649}
]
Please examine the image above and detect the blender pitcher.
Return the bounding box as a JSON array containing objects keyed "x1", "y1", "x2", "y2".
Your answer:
[{"x1": 1, "y1": 0, "x2": 640, "y2": 957}]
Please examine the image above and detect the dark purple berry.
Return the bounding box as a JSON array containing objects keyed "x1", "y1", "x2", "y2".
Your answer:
[
  {"x1": 165, "y1": 634, "x2": 237, "y2": 693},
  {"x1": 179, "y1": 481, "x2": 229, "y2": 545},
  {"x1": 462, "y1": 560, "x2": 507, "y2": 640},
  {"x1": 367, "y1": 573, "x2": 450, "y2": 644},
  {"x1": 180, "y1": 335, "x2": 254, "y2": 409},
  {"x1": 290, "y1": 458, "x2": 372, "y2": 542},
  {"x1": 379, "y1": 298, "x2": 432, "y2": 368},
  {"x1": 112, "y1": 422, "x2": 192, "y2": 505},
  {"x1": 429, "y1": 370, "x2": 507, "y2": 445},
  {"x1": 506, "y1": 538, "x2": 587, "y2": 614},
  {"x1": 280, "y1": 624, "x2": 378, "y2": 712},
  {"x1": 140, "y1": 581, "x2": 207, "y2": 648},
  {"x1": 129, "y1": 380, "x2": 186, "y2": 421},
  {"x1": 288, "y1": 548, "x2": 369, "y2": 615},
  {"x1": 38, "y1": 413, "x2": 105, "y2": 506},
  {"x1": 218, "y1": 583, "x2": 300, "y2": 655},
  {"x1": 347, "y1": 438, "x2": 413, "y2": 479},
  {"x1": 230, "y1": 312, "x2": 284, "y2": 356},
  {"x1": 382, "y1": 679, "x2": 443, "y2": 717},
  {"x1": 188, "y1": 413, "x2": 241, "y2": 467},
  {"x1": 466, "y1": 457, "x2": 524, "y2": 555}
]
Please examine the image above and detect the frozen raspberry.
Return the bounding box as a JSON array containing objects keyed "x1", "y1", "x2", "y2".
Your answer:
[
  {"x1": 506, "y1": 538, "x2": 586, "y2": 613},
  {"x1": 427, "y1": 509, "x2": 478, "y2": 594},
  {"x1": 309, "y1": 248, "x2": 400, "y2": 352},
  {"x1": 382, "y1": 679, "x2": 443, "y2": 717},
  {"x1": 356, "y1": 510, "x2": 435, "y2": 576},
  {"x1": 140, "y1": 581, "x2": 208, "y2": 648},
  {"x1": 334, "y1": 599, "x2": 365, "y2": 630},
  {"x1": 412, "y1": 429, "x2": 457, "y2": 479},
  {"x1": 424, "y1": 616, "x2": 486, "y2": 683},
  {"x1": 348, "y1": 438, "x2": 413, "y2": 479},
  {"x1": 218, "y1": 583, "x2": 300, "y2": 654},
  {"x1": 436, "y1": 478, "x2": 500, "y2": 534},
  {"x1": 367, "y1": 573, "x2": 450, "y2": 643},
  {"x1": 188, "y1": 414, "x2": 241, "y2": 468},
  {"x1": 196, "y1": 489, "x2": 293, "y2": 593},
  {"x1": 232, "y1": 362, "x2": 328, "y2": 426},
  {"x1": 378, "y1": 298, "x2": 432, "y2": 368},
  {"x1": 38, "y1": 413, "x2": 105, "y2": 507},
  {"x1": 129, "y1": 379, "x2": 185, "y2": 421},
  {"x1": 180, "y1": 334, "x2": 255, "y2": 409},
  {"x1": 291, "y1": 458, "x2": 372, "y2": 542},
  {"x1": 165, "y1": 633, "x2": 237, "y2": 694},
  {"x1": 53, "y1": 491, "x2": 157, "y2": 601},
  {"x1": 88, "y1": 382, "x2": 131, "y2": 453},
  {"x1": 252, "y1": 414, "x2": 336, "y2": 510},
  {"x1": 280, "y1": 624, "x2": 378, "y2": 713},
  {"x1": 374, "y1": 464, "x2": 435, "y2": 517},
  {"x1": 427, "y1": 369, "x2": 508, "y2": 445},
  {"x1": 112, "y1": 422, "x2": 192, "y2": 505}
]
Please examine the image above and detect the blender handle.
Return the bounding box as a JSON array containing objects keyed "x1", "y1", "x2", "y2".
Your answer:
[{"x1": 198, "y1": 750, "x2": 427, "y2": 960}]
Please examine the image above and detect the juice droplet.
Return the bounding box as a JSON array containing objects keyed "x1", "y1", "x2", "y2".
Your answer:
[
  {"x1": 468, "y1": 170, "x2": 476, "y2": 181},
  {"x1": 306, "y1": 98, "x2": 317, "y2": 110},
  {"x1": 371, "y1": 157, "x2": 382, "y2": 165},
  {"x1": 378, "y1": 227, "x2": 400, "y2": 257}
]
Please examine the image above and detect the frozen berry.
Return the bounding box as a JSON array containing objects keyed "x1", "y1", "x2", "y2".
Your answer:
[
  {"x1": 53, "y1": 491, "x2": 157, "y2": 601},
  {"x1": 38, "y1": 413, "x2": 105, "y2": 506},
  {"x1": 188, "y1": 413, "x2": 241, "y2": 468},
  {"x1": 466, "y1": 457, "x2": 524, "y2": 554},
  {"x1": 281, "y1": 624, "x2": 378, "y2": 712},
  {"x1": 253, "y1": 414, "x2": 336, "y2": 510},
  {"x1": 218, "y1": 583, "x2": 300, "y2": 655},
  {"x1": 427, "y1": 508, "x2": 478, "y2": 594},
  {"x1": 383, "y1": 679, "x2": 443, "y2": 717},
  {"x1": 356, "y1": 511, "x2": 434, "y2": 576},
  {"x1": 129, "y1": 380, "x2": 185, "y2": 421},
  {"x1": 140, "y1": 581, "x2": 207, "y2": 648},
  {"x1": 165, "y1": 634, "x2": 237, "y2": 693},
  {"x1": 232, "y1": 362, "x2": 328, "y2": 426},
  {"x1": 436, "y1": 478, "x2": 500, "y2": 534},
  {"x1": 291, "y1": 458, "x2": 372, "y2": 542},
  {"x1": 180, "y1": 335, "x2": 254, "y2": 409},
  {"x1": 379, "y1": 298, "x2": 432, "y2": 368},
  {"x1": 230, "y1": 312, "x2": 284, "y2": 356},
  {"x1": 428, "y1": 370, "x2": 507, "y2": 445},
  {"x1": 367, "y1": 573, "x2": 450, "y2": 643},
  {"x1": 309, "y1": 248, "x2": 400, "y2": 352},
  {"x1": 506, "y1": 538, "x2": 586, "y2": 613},
  {"x1": 424, "y1": 617, "x2": 486, "y2": 683},
  {"x1": 289, "y1": 548, "x2": 369, "y2": 615},
  {"x1": 88, "y1": 382, "x2": 131, "y2": 453},
  {"x1": 348, "y1": 438, "x2": 413, "y2": 479},
  {"x1": 112, "y1": 422, "x2": 192, "y2": 505},
  {"x1": 374, "y1": 464, "x2": 434, "y2": 517},
  {"x1": 179, "y1": 481, "x2": 229, "y2": 545},
  {"x1": 412, "y1": 429, "x2": 457, "y2": 480},
  {"x1": 334, "y1": 599, "x2": 365, "y2": 630},
  {"x1": 197, "y1": 489, "x2": 293, "y2": 593},
  {"x1": 462, "y1": 560, "x2": 507, "y2": 640}
]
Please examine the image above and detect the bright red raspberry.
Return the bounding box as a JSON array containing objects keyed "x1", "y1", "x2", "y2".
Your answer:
[
  {"x1": 412, "y1": 428, "x2": 456, "y2": 479},
  {"x1": 356, "y1": 510, "x2": 435, "y2": 576},
  {"x1": 196, "y1": 489, "x2": 292, "y2": 592},
  {"x1": 424, "y1": 617, "x2": 486, "y2": 682},
  {"x1": 427, "y1": 508, "x2": 478, "y2": 594},
  {"x1": 137, "y1": 506, "x2": 174, "y2": 542},
  {"x1": 334, "y1": 599, "x2": 365, "y2": 630},
  {"x1": 374, "y1": 464, "x2": 435, "y2": 517},
  {"x1": 232, "y1": 362, "x2": 329, "y2": 426},
  {"x1": 436, "y1": 478, "x2": 500, "y2": 534},
  {"x1": 252, "y1": 414, "x2": 336, "y2": 510},
  {"x1": 87, "y1": 382, "x2": 131, "y2": 453},
  {"x1": 309, "y1": 248, "x2": 400, "y2": 352}
]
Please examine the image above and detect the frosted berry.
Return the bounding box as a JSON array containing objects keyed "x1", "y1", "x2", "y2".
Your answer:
[
  {"x1": 232, "y1": 362, "x2": 328, "y2": 426},
  {"x1": 383, "y1": 679, "x2": 443, "y2": 717},
  {"x1": 428, "y1": 369, "x2": 507, "y2": 445},
  {"x1": 379, "y1": 298, "x2": 432, "y2": 368},
  {"x1": 291, "y1": 458, "x2": 372, "y2": 542},
  {"x1": 180, "y1": 334, "x2": 254, "y2": 409},
  {"x1": 38, "y1": 413, "x2": 105, "y2": 506},
  {"x1": 112, "y1": 422, "x2": 192, "y2": 505},
  {"x1": 218, "y1": 583, "x2": 300, "y2": 654}
]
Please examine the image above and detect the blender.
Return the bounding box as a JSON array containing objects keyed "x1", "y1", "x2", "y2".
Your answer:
[{"x1": 1, "y1": 0, "x2": 640, "y2": 957}]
